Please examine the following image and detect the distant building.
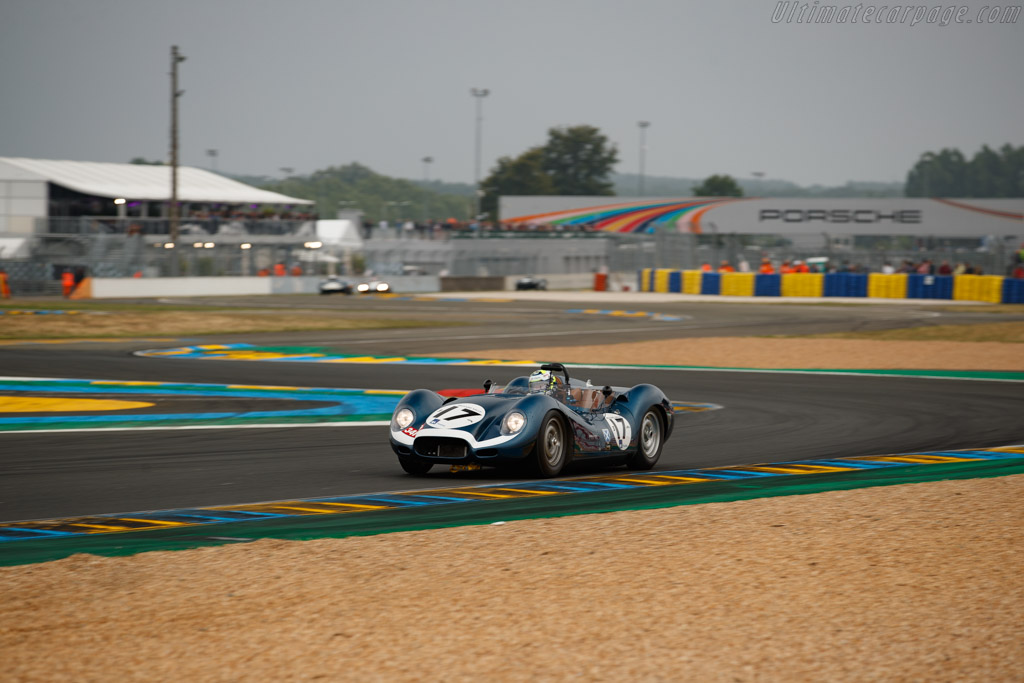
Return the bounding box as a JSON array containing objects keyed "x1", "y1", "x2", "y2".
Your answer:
[
  {"x1": 499, "y1": 195, "x2": 1024, "y2": 243},
  {"x1": 0, "y1": 157, "x2": 312, "y2": 235}
]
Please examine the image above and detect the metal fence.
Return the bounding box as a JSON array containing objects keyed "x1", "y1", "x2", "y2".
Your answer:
[{"x1": 2, "y1": 226, "x2": 1017, "y2": 297}]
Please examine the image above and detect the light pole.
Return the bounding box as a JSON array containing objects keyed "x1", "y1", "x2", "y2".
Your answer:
[
  {"x1": 206, "y1": 149, "x2": 218, "y2": 172},
  {"x1": 470, "y1": 88, "x2": 489, "y2": 219},
  {"x1": 169, "y1": 45, "x2": 186, "y2": 254},
  {"x1": 637, "y1": 121, "x2": 650, "y2": 196},
  {"x1": 421, "y1": 156, "x2": 434, "y2": 221}
]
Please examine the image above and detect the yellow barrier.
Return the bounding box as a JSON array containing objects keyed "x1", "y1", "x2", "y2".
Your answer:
[
  {"x1": 720, "y1": 272, "x2": 755, "y2": 296},
  {"x1": 639, "y1": 268, "x2": 651, "y2": 292},
  {"x1": 953, "y1": 274, "x2": 1004, "y2": 303},
  {"x1": 682, "y1": 270, "x2": 702, "y2": 294},
  {"x1": 780, "y1": 273, "x2": 824, "y2": 297},
  {"x1": 868, "y1": 273, "x2": 908, "y2": 299},
  {"x1": 653, "y1": 268, "x2": 672, "y2": 293}
]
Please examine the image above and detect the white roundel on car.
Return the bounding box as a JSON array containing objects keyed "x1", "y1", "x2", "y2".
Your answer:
[
  {"x1": 424, "y1": 402, "x2": 487, "y2": 429},
  {"x1": 604, "y1": 414, "x2": 632, "y2": 449}
]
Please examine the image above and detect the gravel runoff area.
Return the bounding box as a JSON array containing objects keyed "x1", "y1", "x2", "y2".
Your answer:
[
  {"x1": 2, "y1": 476, "x2": 1021, "y2": 681},
  {"x1": 2, "y1": 335, "x2": 1023, "y2": 681}
]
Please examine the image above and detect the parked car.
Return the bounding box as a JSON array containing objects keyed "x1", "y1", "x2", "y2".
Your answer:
[
  {"x1": 318, "y1": 276, "x2": 353, "y2": 295},
  {"x1": 389, "y1": 363, "x2": 673, "y2": 477},
  {"x1": 515, "y1": 276, "x2": 547, "y2": 290}
]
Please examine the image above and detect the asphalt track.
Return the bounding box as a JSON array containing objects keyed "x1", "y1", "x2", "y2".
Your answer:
[{"x1": 1, "y1": 295, "x2": 1023, "y2": 524}]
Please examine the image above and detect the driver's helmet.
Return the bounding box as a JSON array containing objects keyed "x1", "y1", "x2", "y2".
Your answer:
[{"x1": 528, "y1": 369, "x2": 565, "y2": 399}]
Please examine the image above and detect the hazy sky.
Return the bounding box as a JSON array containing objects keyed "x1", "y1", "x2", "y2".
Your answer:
[{"x1": 1, "y1": 0, "x2": 1021, "y2": 187}]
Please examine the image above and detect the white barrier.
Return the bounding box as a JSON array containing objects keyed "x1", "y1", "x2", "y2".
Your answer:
[{"x1": 86, "y1": 275, "x2": 442, "y2": 299}]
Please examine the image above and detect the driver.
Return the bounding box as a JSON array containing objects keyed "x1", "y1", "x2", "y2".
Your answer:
[{"x1": 528, "y1": 369, "x2": 566, "y2": 401}]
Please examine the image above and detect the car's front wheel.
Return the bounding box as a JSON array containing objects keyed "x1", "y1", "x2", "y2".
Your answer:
[
  {"x1": 626, "y1": 408, "x2": 663, "y2": 470},
  {"x1": 398, "y1": 455, "x2": 433, "y2": 475},
  {"x1": 532, "y1": 411, "x2": 568, "y2": 477}
]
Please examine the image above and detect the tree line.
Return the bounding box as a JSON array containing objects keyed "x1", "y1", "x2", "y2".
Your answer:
[
  {"x1": 130, "y1": 138, "x2": 1022, "y2": 224},
  {"x1": 905, "y1": 144, "x2": 1024, "y2": 197}
]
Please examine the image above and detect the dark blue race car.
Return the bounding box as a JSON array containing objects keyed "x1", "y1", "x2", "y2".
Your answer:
[{"x1": 389, "y1": 363, "x2": 674, "y2": 477}]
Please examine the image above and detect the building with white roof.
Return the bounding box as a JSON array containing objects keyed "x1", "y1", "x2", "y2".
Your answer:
[{"x1": 0, "y1": 157, "x2": 313, "y2": 235}]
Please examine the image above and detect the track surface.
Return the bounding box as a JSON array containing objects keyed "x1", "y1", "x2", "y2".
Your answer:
[{"x1": 1, "y1": 296, "x2": 1022, "y2": 522}]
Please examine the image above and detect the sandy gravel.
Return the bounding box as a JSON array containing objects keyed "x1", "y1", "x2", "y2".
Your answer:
[
  {"x1": 436, "y1": 337, "x2": 1024, "y2": 371},
  {"x1": 2, "y1": 475, "x2": 1021, "y2": 682}
]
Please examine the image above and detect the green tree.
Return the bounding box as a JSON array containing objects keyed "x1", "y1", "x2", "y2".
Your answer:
[
  {"x1": 540, "y1": 125, "x2": 618, "y2": 195},
  {"x1": 905, "y1": 144, "x2": 1024, "y2": 197},
  {"x1": 129, "y1": 157, "x2": 164, "y2": 165},
  {"x1": 260, "y1": 162, "x2": 472, "y2": 222},
  {"x1": 479, "y1": 148, "x2": 556, "y2": 220},
  {"x1": 692, "y1": 174, "x2": 743, "y2": 197}
]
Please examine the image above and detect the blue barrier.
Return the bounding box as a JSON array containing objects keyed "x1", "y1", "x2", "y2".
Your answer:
[
  {"x1": 668, "y1": 270, "x2": 682, "y2": 293},
  {"x1": 907, "y1": 274, "x2": 954, "y2": 299},
  {"x1": 824, "y1": 273, "x2": 868, "y2": 297},
  {"x1": 755, "y1": 273, "x2": 780, "y2": 296},
  {"x1": 700, "y1": 272, "x2": 721, "y2": 295},
  {"x1": 1003, "y1": 277, "x2": 1024, "y2": 304}
]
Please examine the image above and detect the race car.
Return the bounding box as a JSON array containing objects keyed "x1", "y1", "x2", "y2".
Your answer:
[
  {"x1": 388, "y1": 363, "x2": 673, "y2": 477},
  {"x1": 515, "y1": 276, "x2": 547, "y2": 290},
  {"x1": 356, "y1": 279, "x2": 390, "y2": 293},
  {"x1": 318, "y1": 276, "x2": 353, "y2": 295}
]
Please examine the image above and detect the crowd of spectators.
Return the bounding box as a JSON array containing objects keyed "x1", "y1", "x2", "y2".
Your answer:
[{"x1": 703, "y1": 254, "x2": 1024, "y2": 278}]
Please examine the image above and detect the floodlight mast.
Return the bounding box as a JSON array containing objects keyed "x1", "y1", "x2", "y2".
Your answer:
[{"x1": 169, "y1": 46, "x2": 186, "y2": 256}]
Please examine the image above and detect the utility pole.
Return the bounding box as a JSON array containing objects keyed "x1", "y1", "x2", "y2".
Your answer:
[
  {"x1": 470, "y1": 88, "x2": 489, "y2": 220},
  {"x1": 169, "y1": 46, "x2": 186, "y2": 259},
  {"x1": 637, "y1": 121, "x2": 650, "y2": 196}
]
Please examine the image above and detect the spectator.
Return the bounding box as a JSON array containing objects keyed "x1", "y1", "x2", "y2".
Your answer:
[
  {"x1": 881, "y1": 261, "x2": 895, "y2": 274},
  {"x1": 953, "y1": 262, "x2": 967, "y2": 275},
  {"x1": 758, "y1": 258, "x2": 775, "y2": 274},
  {"x1": 1012, "y1": 263, "x2": 1024, "y2": 279},
  {"x1": 916, "y1": 259, "x2": 934, "y2": 275},
  {"x1": 793, "y1": 260, "x2": 809, "y2": 273},
  {"x1": 718, "y1": 260, "x2": 735, "y2": 273},
  {"x1": 700, "y1": 262, "x2": 712, "y2": 272},
  {"x1": 61, "y1": 269, "x2": 75, "y2": 297},
  {"x1": 937, "y1": 260, "x2": 953, "y2": 275},
  {"x1": 737, "y1": 257, "x2": 750, "y2": 273},
  {"x1": 780, "y1": 260, "x2": 794, "y2": 274}
]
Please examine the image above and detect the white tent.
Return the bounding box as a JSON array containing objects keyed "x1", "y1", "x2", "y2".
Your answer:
[
  {"x1": 315, "y1": 219, "x2": 363, "y2": 249},
  {"x1": 0, "y1": 157, "x2": 313, "y2": 205}
]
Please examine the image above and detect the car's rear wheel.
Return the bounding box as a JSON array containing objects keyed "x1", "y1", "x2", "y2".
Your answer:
[
  {"x1": 532, "y1": 411, "x2": 568, "y2": 477},
  {"x1": 626, "y1": 408, "x2": 663, "y2": 470},
  {"x1": 398, "y1": 455, "x2": 433, "y2": 475}
]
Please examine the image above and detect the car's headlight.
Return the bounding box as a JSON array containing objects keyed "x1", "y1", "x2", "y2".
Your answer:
[
  {"x1": 393, "y1": 408, "x2": 414, "y2": 430},
  {"x1": 357, "y1": 283, "x2": 370, "y2": 292},
  {"x1": 376, "y1": 283, "x2": 389, "y2": 292},
  {"x1": 502, "y1": 411, "x2": 526, "y2": 434}
]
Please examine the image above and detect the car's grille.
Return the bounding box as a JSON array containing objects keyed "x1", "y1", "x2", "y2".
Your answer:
[{"x1": 414, "y1": 437, "x2": 468, "y2": 459}]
